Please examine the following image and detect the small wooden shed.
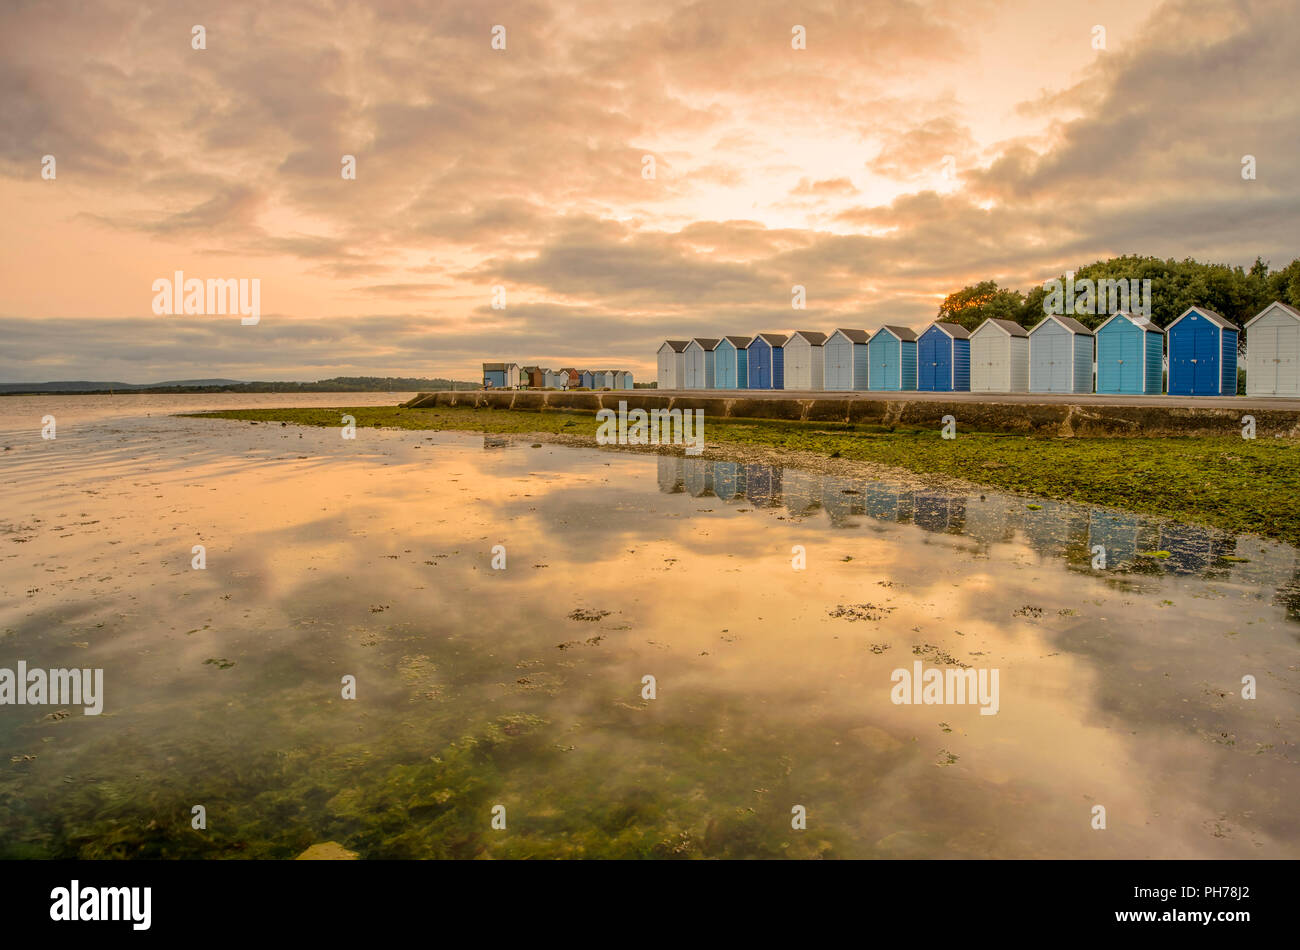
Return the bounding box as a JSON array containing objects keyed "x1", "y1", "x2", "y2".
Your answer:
[
  {"x1": 657, "y1": 340, "x2": 688, "y2": 389},
  {"x1": 746, "y1": 333, "x2": 788, "y2": 389},
  {"x1": 714, "y1": 335, "x2": 750, "y2": 389},
  {"x1": 916, "y1": 322, "x2": 971, "y2": 392},
  {"x1": 969, "y1": 319, "x2": 1029, "y2": 392},
  {"x1": 683, "y1": 338, "x2": 721, "y2": 389},
  {"x1": 1167, "y1": 306, "x2": 1238, "y2": 396},
  {"x1": 823, "y1": 328, "x2": 870, "y2": 391},
  {"x1": 783, "y1": 331, "x2": 828, "y2": 390},
  {"x1": 1029, "y1": 315, "x2": 1094, "y2": 394},
  {"x1": 1245, "y1": 301, "x2": 1300, "y2": 397},
  {"x1": 1095, "y1": 311, "x2": 1163, "y2": 395},
  {"x1": 867, "y1": 325, "x2": 918, "y2": 391}
]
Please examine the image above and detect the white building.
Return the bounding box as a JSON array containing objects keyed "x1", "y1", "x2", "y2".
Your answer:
[
  {"x1": 1245, "y1": 301, "x2": 1300, "y2": 396},
  {"x1": 657, "y1": 340, "x2": 688, "y2": 389}
]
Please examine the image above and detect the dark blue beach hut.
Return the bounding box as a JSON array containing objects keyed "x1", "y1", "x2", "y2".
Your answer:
[
  {"x1": 1167, "y1": 306, "x2": 1238, "y2": 396},
  {"x1": 916, "y1": 322, "x2": 971, "y2": 392},
  {"x1": 746, "y1": 333, "x2": 788, "y2": 389}
]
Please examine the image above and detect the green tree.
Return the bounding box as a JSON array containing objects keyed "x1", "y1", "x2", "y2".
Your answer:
[{"x1": 935, "y1": 280, "x2": 1027, "y2": 331}]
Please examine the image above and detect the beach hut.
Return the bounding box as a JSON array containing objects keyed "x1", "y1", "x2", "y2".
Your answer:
[
  {"x1": 580, "y1": 370, "x2": 596, "y2": 389},
  {"x1": 1244, "y1": 301, "x2": 1300, "y2": 397},
  {"x1": 714, "y1": 335, "x2": 750, "y2": 389},
  {"x1": 823, "y1": 329, "x2": 870, "y2": 391},
  {"x1": 615, "y1": 370, "x2": 634, "y2": 390},
  {"x1": 522, "y1": 366, "x2": 543, "y2": 388},
  {"x1": 593, "y1": 370, "x2": 615, "y2": 389},
  {"x1": 783, "y1": 331, "x2": 828, "y2": 390},
  {"x1": 683, "y1": 338, "x2": 720, "y2": 389},
  {"x1": 1029, "y1": 315, "x2": 1094, "y2": 394},
  {"x1": 542, "y1": 369, "x2": 565, "y2": 389},
  {"x1": 746, "y1": 333, "x2": 788, "y2": 389},
  {"x1": 559, "y1": 368, "x2": 581, "y2": 390},
  {"x1": 867, "y1": 325, "x2": 918, "y2": 391},
  {"x1": 969, "y1": 319, "x2": 1029, "y2": 393},
  {"x1": 1167, "y1": 306, "x2": 1239, "y2": 396},
  {"x1": 916, "y1": 322, "x2": 971, "y2": 392},
  {"x1": 1095, "y1": 311, "x2": 1163, "y2": 395},
  {"x1": 657, "y1": 340, "x2": 689, "y2": 389},
  {"x1": 482, "y1": 362, "x2": 512, "y2": 389}
]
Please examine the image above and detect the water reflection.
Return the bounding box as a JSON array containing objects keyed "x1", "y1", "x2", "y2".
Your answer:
[{"x1": 657, "y1": 455, "x2": 1300, "y2": 606}]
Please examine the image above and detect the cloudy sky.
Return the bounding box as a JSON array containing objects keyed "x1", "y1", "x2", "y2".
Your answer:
[{"x1": 1, "y1": 0, "x2": 1296, "y2": 383}]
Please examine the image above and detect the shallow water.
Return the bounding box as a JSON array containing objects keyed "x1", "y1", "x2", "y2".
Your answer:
[{"x1": 0, "y1": 394, "x2": 1296, "y2": 858}]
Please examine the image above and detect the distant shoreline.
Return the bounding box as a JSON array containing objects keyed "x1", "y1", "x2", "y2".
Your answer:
[{"x1": 0, "y1": 380, "x2": 478, "y2": 397}]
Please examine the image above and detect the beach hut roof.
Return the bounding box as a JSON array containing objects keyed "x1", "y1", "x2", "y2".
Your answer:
[
  {"x1": 723, "y1": 334, "x2": 752, "y2": 348},
  {"x1": 789, "y1": 330, "x2": 828, "y2": 345},
  {"x1": 1170, "y1": 306, "x2": 1236, "y2": 331},
  {"x1": 660, "y1": 340, "x2": 690, "y2": 352},
  {"x1": 482, "y1": 362, "x2": 506, "y2": 371},
  {"x1": 1031, "y1": 314, "x2": 1093, "y2": 335},
  {"x1": 1245, "y1": 300, "x2": 1300, "y2": 329},
  {"x1": 1096, "y1": 310, "x2": 1163, "y2": 334},
  {"x1": 930, "y1": 321, "x2": 971, "y2": 339},
  {"x1": 877, "y1": 324, "x2": 918, "y2": 342},
  {"x1": 978, "y1": 318, "x2": 1029, "y2": 338},
  {"x1": 832, "y1": 328, "x2": 870, "y2": 343},
  {"x1": 690, "y1": 337, "x2": 722, "y2": 350},
  {"x1": 755, "y1": 332, "x2": 789, "y2": 346}
]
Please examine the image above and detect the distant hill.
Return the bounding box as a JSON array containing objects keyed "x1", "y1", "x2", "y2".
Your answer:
[{"x1": 0, "y1": 376, "x2": 478, "y2": 395}]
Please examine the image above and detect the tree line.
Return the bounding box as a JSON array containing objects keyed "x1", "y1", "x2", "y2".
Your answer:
[{"x1": 936, "y1": 255, "x2": 1300, "y2": 331}]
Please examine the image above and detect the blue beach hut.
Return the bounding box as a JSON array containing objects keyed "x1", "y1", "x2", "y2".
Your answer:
[
  {"x1": 746, "y1": 333, "x2": 788, "y2": 389},
  {"x1": 714, "y1": 335, "x2": 750, "y2": 389},
  {"x1": 1167, "y1": 306, "x2": 1239, "y2": 396},
  {"x1": 1095, "y1": 311, "x2": 1163, "y2": 395},
  {"x1": 866, "y1": 325, "x2": 918, "y2": 391},
  {"x1": 916, "y1": 322, "x2": 971, "y2": 392}
]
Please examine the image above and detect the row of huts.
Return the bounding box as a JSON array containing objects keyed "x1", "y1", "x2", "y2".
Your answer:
[
  {"x1": 656, "y1": 302, "x2": 1300, "y2": 396},
  {"x1": 482, "y1": 363, "x2": 635, "y2": 390}
]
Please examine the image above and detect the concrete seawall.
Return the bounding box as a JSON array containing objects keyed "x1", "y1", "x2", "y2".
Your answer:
[{"x1": 400, "y1": 390, "x2": 1300, "y2": 438}]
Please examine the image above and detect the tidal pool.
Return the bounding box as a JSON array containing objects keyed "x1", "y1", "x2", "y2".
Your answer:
[{"x1": 0, "y1": 395, "x2": 1296, "y2": 858}]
